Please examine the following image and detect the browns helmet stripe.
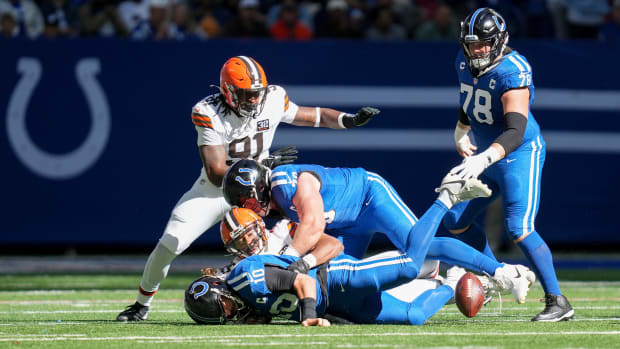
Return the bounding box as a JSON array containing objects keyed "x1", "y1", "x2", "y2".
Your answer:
[
  {"x1": 222, "y1": 211, "x2": 239, "y2": 239},
  {"x1": 237, "y1": 56, "x2": 264, "y2": 89}
]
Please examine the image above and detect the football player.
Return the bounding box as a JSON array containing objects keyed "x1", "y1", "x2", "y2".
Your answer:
[
  {"x1": 443, "y1": 8, "x2": 573, "y2": 321},
  {"x1": 222, "y1": 160, "x2": 536, "y2": 304},
  {"x1": 184, "y1": 210, "x2": 535, "y2": 326},
  {"x1": 117, "y1": 55, "x2": 380, "y2": 321}
]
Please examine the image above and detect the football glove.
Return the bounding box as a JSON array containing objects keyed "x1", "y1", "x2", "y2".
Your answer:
[
  {"x1": 261, "y1": 146, "x2": 298, "y2": 169},
  {"x1": 450, "y1": 147, "x2": 501, "y2": 180},
  {"x1": 342, "y1": 107, "x2": 380, "y2": 128},
  {"x1": 287, "y1": 259, "x2": 310, "y2": 274}
]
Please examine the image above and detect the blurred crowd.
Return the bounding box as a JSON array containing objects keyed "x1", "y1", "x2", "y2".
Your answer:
[{"x1": 1, "y1": 0, "x2": 619, "y2": 42}]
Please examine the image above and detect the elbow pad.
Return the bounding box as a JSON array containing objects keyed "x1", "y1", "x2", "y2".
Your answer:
[{"x1": 494, "y1": 112, "x2": 527, "y2": 154}]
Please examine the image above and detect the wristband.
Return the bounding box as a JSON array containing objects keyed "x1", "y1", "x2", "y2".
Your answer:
[
  {"x1": 337, "y1": 112, "x2": 347, "y2": 129},
  {"x1": 300, "y1": 297, "x2": 317, "y2": 320},
  {"x1": 314, "y1": 107, "x2": 321, "y2": 128},
  {"x1": 302, "y1": 254, "x2": 317, "y2": 269},
  {"x1": 454, "y1": 124, "x2": 469, "y2": 145},
  {"x1": 480, "y1": 147, "x2": 501, "y2": 167}
]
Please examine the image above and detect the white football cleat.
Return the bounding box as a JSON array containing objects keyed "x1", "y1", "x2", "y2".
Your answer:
[
  {"x1": 491, "y1": 264, "x2": 536, "y2": 304},
  {"x1": 435, "y1": 173, "x2": 492, "y2": 206},
  {"x1": 444, "y1": 266, "x2": 467, "y2": 291}
]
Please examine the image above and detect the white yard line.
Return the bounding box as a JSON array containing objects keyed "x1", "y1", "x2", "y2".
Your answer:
[{"x1": 1, "y1": 331, "x2": 620, "y2": 342}]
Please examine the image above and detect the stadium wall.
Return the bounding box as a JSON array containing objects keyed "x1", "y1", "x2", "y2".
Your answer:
[{"x1": 1, "y1": 39, "x2": 619, "y2": 250}]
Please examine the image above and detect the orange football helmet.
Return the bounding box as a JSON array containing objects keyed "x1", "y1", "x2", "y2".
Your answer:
[
  {"x1": 220, "y1": 208, "x2": 267, "y2": 258},
  {"x1": 220, "y1": 56, "x2": 268, "y2": 119}
]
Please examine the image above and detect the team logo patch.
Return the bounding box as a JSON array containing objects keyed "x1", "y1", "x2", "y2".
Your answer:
[
  {"x1": 190, "y1": 281, "x2": 209, "y2": 299},
  {"x1": 460, "y1": 62, "x2": 466, "y2": 70},
  {"x1": 257, "y1": 119, "x2": 269, "y2": 132},
  {"x1": 235, "y1": 168, "x2": 257, "y2": 186}
]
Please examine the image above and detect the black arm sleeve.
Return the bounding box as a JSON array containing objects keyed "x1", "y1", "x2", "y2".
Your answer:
[
  {"x1": 493, "y1": 112, "x2": 527, "y2": 155},
  {"x1": 458, "y1": 107, "x2": 470, "y2": 125},
  {"x1": 264, "y1": 266, "x2": 297, "y2": 292}
]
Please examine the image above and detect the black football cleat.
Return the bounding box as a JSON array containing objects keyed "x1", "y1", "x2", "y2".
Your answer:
[
  {"x1": 116, "y1": 302, "x2": 149, "y2": 321},
  {"x1": 531, "y1": 294, "x2": 574, "y2": 322}
]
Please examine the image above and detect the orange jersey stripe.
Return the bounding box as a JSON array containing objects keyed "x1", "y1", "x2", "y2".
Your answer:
[
  {"x1": 284, "y1": 94, "x2": 290, "y2": 112},
  {"x1": 191, "y1": 113, "x2": 212, "y2": 123}
]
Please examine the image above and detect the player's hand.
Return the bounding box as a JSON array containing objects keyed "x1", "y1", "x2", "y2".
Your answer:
[
  {"x1": 450, "y1": 153, "x2": 489, "y2": 180},
  {"x1": 456, "y1": 134, "x2": 477, "y2": 157},
  {"x1": 261, "y1": 146, "x2": 298, "y2": 169},
  {"x1": 342, "y1": 107, "x2": 380, "y2": 128},
  {"x1": 302, "y1": 318, "x2": 331, "y2": 327},
  {"x1": 287, "y1": 259, "x2": 310, "y2": 274}
]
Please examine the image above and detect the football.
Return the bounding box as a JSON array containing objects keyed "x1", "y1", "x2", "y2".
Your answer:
[{"x1": 455, "y1": 272, "x2": 485, "y2": 318}]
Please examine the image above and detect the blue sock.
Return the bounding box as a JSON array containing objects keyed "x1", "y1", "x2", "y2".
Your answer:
[
  {"x1": 451, "y1": 222, "x2": 499, "y2": 262},
  {"x1": 517, "y1": 231, "x2": 561, "y2": 295},
  {"x1": 406, "y1": 200, "x2": 448, "y2": 268},
  {"x1": 426, "y1": 237, "x2": 503, "y2": 274},
  {"x1": 408, "y1": 285, "x2": 454, "y2": 325}
]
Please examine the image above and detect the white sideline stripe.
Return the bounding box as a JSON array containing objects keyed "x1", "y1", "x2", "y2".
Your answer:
[
  {"x1": 285, "y1": 86, "x2": 620, "y2": 111},
  {"x1": 1, "y1": 331, "x2": 619, "y2": 342},
  {"x1": 273, "y1": 129, "x2": 620, "y2": 154}
]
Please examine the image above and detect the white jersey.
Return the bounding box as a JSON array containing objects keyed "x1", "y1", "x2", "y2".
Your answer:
[
  {"x1": 191, "y1": 85, "x2": 298, "y2": 169},
  {"x1": 261, "y1": 219, "x2": 296, "y2": 256}
]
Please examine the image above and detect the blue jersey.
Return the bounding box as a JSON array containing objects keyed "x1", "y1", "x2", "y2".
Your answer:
[
  {"x1": 270, "y1": 164, "x2": 369, "y2": 230},
  {"x1": 226, "y1": 254, "x2": 327, "y2": 321},
  {"x1": 455, "y1": 50, "x2": 541, "y2": 151}
]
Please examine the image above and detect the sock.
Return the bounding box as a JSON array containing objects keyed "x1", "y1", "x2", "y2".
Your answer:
[
  {"x1": 408, "y1": 285, "x2": 454, "y2": 325},
  {"x1": 451, "y1": 222, "x2": 499, "y2": 262},
  {"x1": 406, "y1": 201, "x2": 448, "y2": 268},
  {"x1": 426, "y1": 237, "x2": 503, "y2": 274},
  {"x1": 136, "y1": 242, "x2": 178, "y2": 306},
  {"x1": 517, "y1": 231, "x2": 562, "y2": 295}
]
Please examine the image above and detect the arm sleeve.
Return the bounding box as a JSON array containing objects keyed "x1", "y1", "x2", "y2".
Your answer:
[
  {"x1": 493, "y1": 112, "x2": 527, "y2": 154},
  {"x1": 264, "y1": 266, "x2": 297, "y2": 292},
  {"x1": 458, "y1": 107, "x2": 470, "y2": 125}
]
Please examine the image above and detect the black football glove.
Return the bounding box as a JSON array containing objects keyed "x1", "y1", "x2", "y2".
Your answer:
[
  {"x1": 261, "y1": 146, "x2": 298, "y2": 169},
  {"x1": 341, "y1": 107, "x2": 380, "y2": 128},
  {"x1": 287, "y1": 259, "x2": 310, "y2": 274}
]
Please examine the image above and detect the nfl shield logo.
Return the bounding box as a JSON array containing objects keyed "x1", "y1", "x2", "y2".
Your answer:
[{"x1": 473, "y1": 78, "x2": 478, "y2": 85}]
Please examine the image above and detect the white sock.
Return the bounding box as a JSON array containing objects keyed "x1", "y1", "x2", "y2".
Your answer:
[
  {"x1": 136, "y1": 242, "x2": 177, "y2": 307},
  {"x1": 437, "y1": 190, "x2": 453, "y2": 209}
]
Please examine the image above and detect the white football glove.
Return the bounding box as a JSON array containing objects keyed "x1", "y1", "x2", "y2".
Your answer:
[
  {"x1": 450, "y1": 147, "x2": 502, "y2": 180},
  {"x1": 454, "y1": 124, "x2": 477, "y2": 157}
]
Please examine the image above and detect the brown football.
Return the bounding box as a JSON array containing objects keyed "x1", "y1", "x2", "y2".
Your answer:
[{"x1": 455, "y1": 272, "x2": 485, "y2": 318}]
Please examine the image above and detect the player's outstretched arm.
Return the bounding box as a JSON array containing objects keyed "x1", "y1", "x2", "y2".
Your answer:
[
  {"x1": 294, "y1": 273, "x2": 330, "y2": 327},
  {"x1": 288, "y1": 234, "x2": 344, "y2": 273},
  {"x1": 289, "y1": 173, "x2": 325, "y2": 257},
  {"x1": 292, "y1": 106, "x2": 380, "y2": 129}
]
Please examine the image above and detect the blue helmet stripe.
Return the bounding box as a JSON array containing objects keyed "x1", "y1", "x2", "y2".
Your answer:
[{"x1": 469, "y1": 8, "x2": 484, "y2": 36}]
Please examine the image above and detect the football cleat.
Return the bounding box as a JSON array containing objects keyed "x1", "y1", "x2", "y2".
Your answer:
[
  {"x1": 490, "y1": 264, "x2": 536, "y2": 304},
  {"x1": 116, "y1": 302, "x2": 149, "y2": 321},
  {"x1": 435, "y1": 173, "x2": 492, "y2": 206},
  {"x1": 444, "y1": 266, "x2": 467, "y2": 291},
  {"x1": 531, "y1": 294, "x2": 574, "y2": 322}
]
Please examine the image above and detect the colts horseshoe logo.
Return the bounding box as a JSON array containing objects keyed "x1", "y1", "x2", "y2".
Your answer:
[{"x1": 6, "y1": 57, "x2": 111, "y2": 180}]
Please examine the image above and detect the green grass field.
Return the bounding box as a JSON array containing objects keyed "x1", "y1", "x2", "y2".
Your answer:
[{"x1": 1, "y1": 271, "x2": 619, "y2": 348}]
